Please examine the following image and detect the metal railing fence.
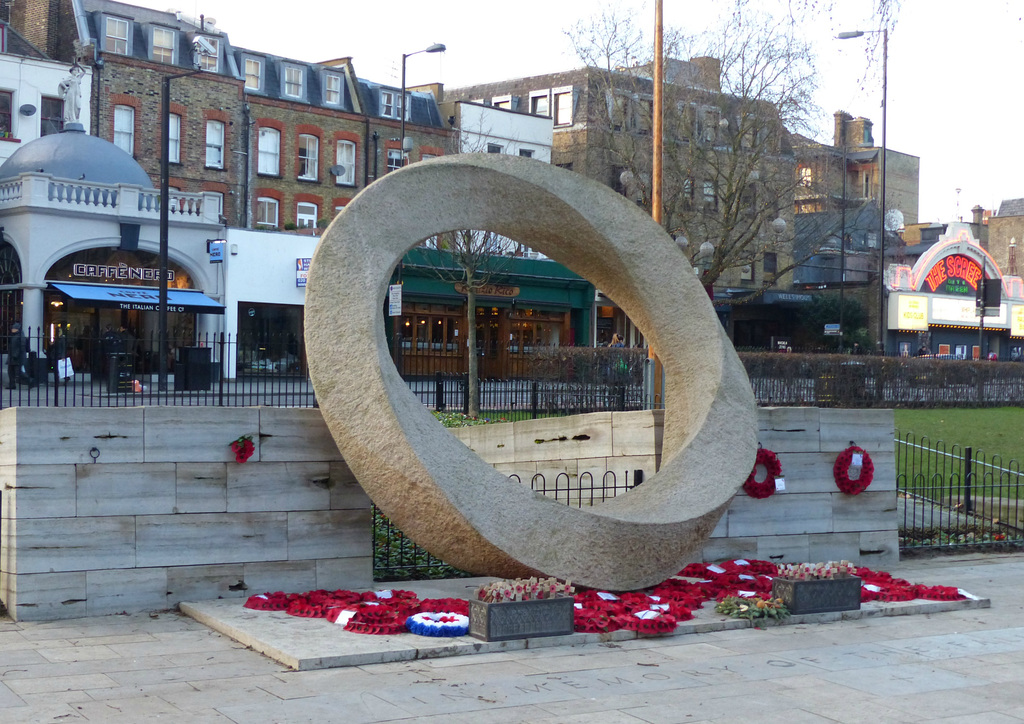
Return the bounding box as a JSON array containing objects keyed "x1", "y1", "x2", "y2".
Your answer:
[
  {"x1": 896, "y1": 430, "x2": 1024, "y2": 549},
  {"x1": 373, "y1": 469, "x2": 642, "y2": 581}
]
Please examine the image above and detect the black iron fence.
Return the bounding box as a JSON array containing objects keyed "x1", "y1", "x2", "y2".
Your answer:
[
  {"x1": 373, "y1": 469, "x2": 641, "y2": 581},
  {"x1": 896, "y1": 430, "x2": 1024, "y2": 549},
  {"x1": 742, "y1": 352, "x2": 1024, "y2": 408},
  {"x1": 0, "y1": 328, "x2": 314, "y2": 408}
]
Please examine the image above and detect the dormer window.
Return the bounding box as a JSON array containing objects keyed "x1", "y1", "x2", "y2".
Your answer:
[
  {"x1": 283, "y1": 66, "x2": 304, "y2": 99},
  {"x1": 244, "y1": 58, "x2": 262, "y2": 91},
  {"x1": 380, "y1": 90, "x2": 397, "y2": 119},
  {"x1": 152, "y1": 26, "x2": 174, "y2": 64},
  {"x1": 324, "y1": 73, "x2": 342, "y2": 106},
  {"x1": 196, "y1": 36, "x2": 219, "y2": 72},
  {"x1": 105, "y1": 16, "x2": 129, "y2": 55}
]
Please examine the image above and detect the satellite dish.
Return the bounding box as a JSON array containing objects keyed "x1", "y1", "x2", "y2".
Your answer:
[
  {"x1": 885, "y1": 209, "x2": 905, "y2": 232},
  {"x1": 19, "y1": 104, "x2": 36, "y2": 116},
  {"x1": 329, "y1": 165, "x2": 346, "y2": 177}
]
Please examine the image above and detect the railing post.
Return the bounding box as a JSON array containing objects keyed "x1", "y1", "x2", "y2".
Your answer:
[
  {"x1": 218, "y1": 332, "x2": 226, "y2": 408},
  {"x1": 434, "y1": 371, "x2": 445, "y2": 411},
  {"x1": 531, "y1": 380, "x2": 539, "y2": 419},
  {"x1": 964, "y1": 446, "x2": 973, "y2": 514},
  {"x1": 462, "y1": 373, "x2": 469, "y2": 416}
]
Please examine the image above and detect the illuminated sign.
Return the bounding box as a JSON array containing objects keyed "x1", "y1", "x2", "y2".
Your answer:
[
  {"x1": 922, "y1": 254, "x2": 983, "y2": 295},
  {"x1": 1014, "y1": 306, "x2": 1024, "y2": 337},
  {"x1": 897, "y1": 295, "x2": 928, "y2": 330},
  {"x1": 932, "y1": 297, "x2": 1007, "y2": 325}
]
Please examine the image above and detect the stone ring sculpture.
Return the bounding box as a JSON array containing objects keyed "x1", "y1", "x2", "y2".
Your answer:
[{"x1": 305, "y1": 154, "x2": 757, "y2": 591}]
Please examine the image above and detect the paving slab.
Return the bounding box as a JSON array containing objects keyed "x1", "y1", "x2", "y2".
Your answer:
[{"x1": 180, "y1": 576, "x2": 990, "y2": 671}]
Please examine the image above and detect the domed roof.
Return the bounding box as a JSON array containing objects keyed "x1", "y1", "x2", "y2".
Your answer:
[{"x1": 0, "y1": 127, "x2": 153, "y2": 188}]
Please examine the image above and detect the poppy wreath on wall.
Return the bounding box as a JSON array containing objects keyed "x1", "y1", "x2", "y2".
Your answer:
[
  {"x1": 833, "y1": 445, "x2": 874, "y2": 495},
  {"x1": 743, "y1": 447, "x2": 781, "y2": 499}
]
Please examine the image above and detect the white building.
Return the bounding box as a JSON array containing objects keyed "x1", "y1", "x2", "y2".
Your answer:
[
  {"x1": 0, "y1": 25, "x2": 92, "y2": 164},
  {"x1": 0, "y1": 126, "x2": 224, "y2": 379}
]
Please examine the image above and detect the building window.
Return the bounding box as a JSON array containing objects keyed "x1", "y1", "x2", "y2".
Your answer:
[
  {"x1": 487, "y1": 143, "x2": 502, "y2": 154},
  {"x1": 380, "y1": 90, "x2": 398, "y2": 119},
  {"x1": 256, "y1": 197, "x2": 278, "y2": 227},
  {"x1": 799, "y1": 166, "x2": 813, "y2": 187},
  {"x1": 863, "y1": 172, "x2": 871, "y2": 198},
  {"x1": 531, "y1": 94, "x2": 549, "y2": 116},
  {"x1": 702, "y1": 181, "x2": 718, "y2": 210},
  {"x1": 244, "y1": 58, "x2": 262, "y2": 91},
  {"x1": 284, "y1": 66, "x2": 304, "y2": 98},
  {"x1": 168, "y1": 113, "x2": 181, "y2": 163},
  {"x1": 324, "y1": 74, "x2": 342, "y2": 105},
  {"x1": 152, "y1": 27, "x2": 174, "y2": 63},
  {"x1": 335, "y1": 140, "x2": 355, "y2": 185},
  {"x1": 296, "y1": 202, "x2": 318, "y2": 228},
  {"x1": 104, "y1": 17, "x2": 129, "y2": 55},
  {"x1": 763, "y1": 252, "x2": 777, "y2": 275},
  {"x1": 40, "y1": 96, "x2": 62, "y2": 136},
  {"x1": 257, "y1": 127, "x2": 280, "y2": 175},
  {"x1": 492, "y1": 96, "x2": 511, "y2": 110},
  {"x1": 519, "y1": 148, "x2": 534, "y2": 158},
  {"x1": 206, "y1": 120, "x2": 224, "y2": 168},
  {"x1": 554, "y1": 91, "x2": 572, "y2": 126},
  {"x1": 197, "y1": 37, "x2": 219, "y2": 71},
  {"x1": 113, "y1": 105, "x2": 134, "y2": 154},
  {"x1": 387, "y1": 148, "x2": 402, "y2": 173},
  {"x1": 298, "y1": 134, "x2": 318, "y2": 180}
]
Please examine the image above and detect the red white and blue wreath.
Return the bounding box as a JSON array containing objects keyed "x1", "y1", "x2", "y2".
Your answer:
[
  {"x1": 743, "y1": 447, "x2": 781, "y2": 499},
  {"x1": 833, "y1": 445, "x2": 874, "y2": 495},
  {"x1": 406, "y1": 612, "x2": 470, "y2": 637}
]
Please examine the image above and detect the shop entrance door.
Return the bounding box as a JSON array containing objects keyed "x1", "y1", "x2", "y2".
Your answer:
[{"x1": 475, "y1": 306, "x2": 508, "y2": 379}]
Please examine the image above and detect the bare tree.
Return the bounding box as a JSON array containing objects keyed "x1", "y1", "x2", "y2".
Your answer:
[
  {"x1": 564, "y1": 1, "x2": 900, "y2": 301},
  {"x1": 420, "y1": 230, "x2": 514, "y2": 418}
]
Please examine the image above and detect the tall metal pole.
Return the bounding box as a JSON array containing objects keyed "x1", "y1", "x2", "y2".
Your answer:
[
  {"x1": 400, "y1": 52, "x2": 408, "y2": 167},
  {"x1": 839, "y1": 128, "x2": 847, "y2": 353},
  {"x1": 652, "y1": 0, "x2": 663, "y2": 225},
  {"x1": 159, "y1": 75, "x2": 171, "y2": 392},
  {"x1": 159, "y1": 68, "x2": 202, "y2": 391},
  {"x1": 878, "y1": 28, "x2": 888, "y2": 353}
]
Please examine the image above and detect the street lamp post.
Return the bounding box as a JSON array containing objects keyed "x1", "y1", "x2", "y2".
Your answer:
[
  {"x1": 159, "y1": 68, "x2": 203, "y2": 391},
  {"x1": 838, "y1": 28, "x2": 887, "y2": 353},
  {"x1": 400, "y1": 43, "x2": 445, "y2": 167}
]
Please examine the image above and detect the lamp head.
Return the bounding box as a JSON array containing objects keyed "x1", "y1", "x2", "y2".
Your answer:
[
  {"x1": 426, "y1": 43, "x2": 446, "y2": 53},
  {"x1": 837, "y1": 31, "x2": 865, "y2": 39}
]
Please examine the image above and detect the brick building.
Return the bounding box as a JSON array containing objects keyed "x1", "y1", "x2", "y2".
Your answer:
[
  {"x1": 442, "y1": 59, "x2": 806, "y2": 348},
  {"x1": 7, "y1": 0, "x2": 451, "y2": 230}
]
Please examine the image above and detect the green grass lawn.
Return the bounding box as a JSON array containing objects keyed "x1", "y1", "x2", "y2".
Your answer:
[{"x1": 895, "y1": 408, "x2": 1024, "y2": 465}]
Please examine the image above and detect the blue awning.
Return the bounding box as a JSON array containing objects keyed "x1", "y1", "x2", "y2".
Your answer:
[{"x1": 49, "y1": 282, "x2": 225, "y2": 314}]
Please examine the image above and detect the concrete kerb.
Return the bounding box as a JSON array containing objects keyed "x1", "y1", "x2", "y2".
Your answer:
[{"x1": 178, "y1": 579, "x2": 990, "y2": 672}]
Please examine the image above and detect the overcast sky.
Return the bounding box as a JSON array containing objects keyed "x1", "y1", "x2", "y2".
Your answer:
[{"x1": 131, "y1": 0, "x2": 1023, "y2": 224}]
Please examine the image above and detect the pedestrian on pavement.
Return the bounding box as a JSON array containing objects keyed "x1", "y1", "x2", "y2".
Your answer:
[{"x1": 7, "y1": 321, "x2": 32, "y2": 388}]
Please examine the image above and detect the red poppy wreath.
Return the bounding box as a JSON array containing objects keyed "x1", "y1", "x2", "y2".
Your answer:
[
  {"x1": 833, "y1": 445, "x2": 874, "y2": 495},
  {"x1": 743, "y1": 447, "x2": 781, "y2": 499}
]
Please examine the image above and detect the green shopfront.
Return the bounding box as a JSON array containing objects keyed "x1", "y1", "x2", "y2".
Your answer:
[{"x1": 390, "y1": 249, "x2": 595, "y2": 378}]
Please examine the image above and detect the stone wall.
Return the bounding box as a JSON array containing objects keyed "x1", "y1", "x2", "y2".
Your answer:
[
  {"x1": 1, "y1": 405, "x2": 896, "y2": 621},
  {"x1": 0, "y1": 407, "x2": 371, "y2": 621},
  {"x1": 453, "y1": 407, "x2": 899, "y2": 567}
]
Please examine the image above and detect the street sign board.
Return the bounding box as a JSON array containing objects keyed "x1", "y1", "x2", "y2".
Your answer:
[
  {"x1": 388, "y1": 284, "x2": 402, "y2": 316},
  {"x1": 824, "y1": 323, "x2": 840, "y2": 335}
]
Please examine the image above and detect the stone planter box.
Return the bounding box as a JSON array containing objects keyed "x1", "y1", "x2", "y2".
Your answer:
[
  {"x1": 771, "y1": 574, "x2": 862, "y2": 615},
  {"x1": 468, "y1": 596, "x2": 575, "y2": 641}
]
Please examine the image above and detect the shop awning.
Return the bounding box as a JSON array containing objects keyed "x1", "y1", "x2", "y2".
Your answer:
[{"x1": 49, "y1": 283, "x2": 225, "y2": 314}]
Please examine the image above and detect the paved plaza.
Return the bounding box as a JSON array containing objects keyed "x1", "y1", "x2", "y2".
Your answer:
[{"x1": 3, "y1": 551, "x2": 1024, "y2": 722}]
